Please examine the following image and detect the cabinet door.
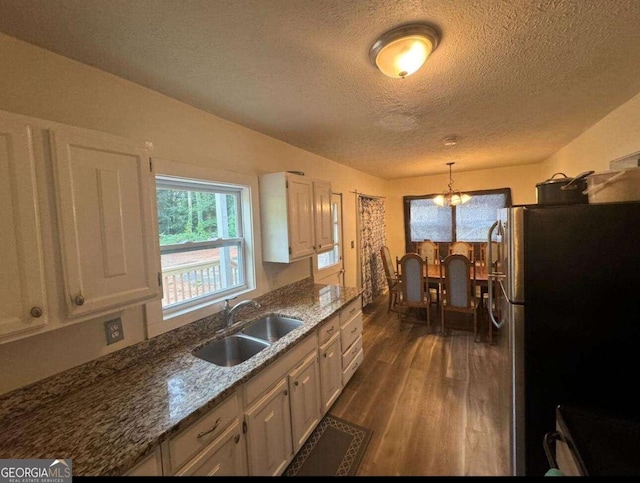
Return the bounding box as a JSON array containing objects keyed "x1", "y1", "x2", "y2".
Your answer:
[
  {"x1": 0, "y1": 116, "x2": 47, "y2": 338},
  {"x1": 313, "y1": 180, "x2": 333, "y2": 253},
  {"x1": 175, "y1": 420, "x2": 247, "y2": 476},
  {"x1": 286, "y1": 175, "x2": 315, "y2": 260},
  {"x1": 319, "y1": 332, "x2": 343, "y2": 414},
  {"x1": 50, "y1": 128, "x2": 160, "y2": 317},
  {"x1": 125, "y1": 446, "x2": 163, "y2": 476},
  {"x1": 289, "y1": 351, "x2": 321, "y2": 453},
  {"x1": 245, "y1": 378, "x2": 293, "y2": 476}
]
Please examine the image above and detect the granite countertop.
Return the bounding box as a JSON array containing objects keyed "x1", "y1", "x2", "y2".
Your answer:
[{"x1": 0, "y1": 278, "x2": 362, "y2": 476}]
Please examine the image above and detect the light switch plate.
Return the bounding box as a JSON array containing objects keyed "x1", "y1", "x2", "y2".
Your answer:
[{"x1": 104, "y1": 318, "x2": 124, "y2": 345}]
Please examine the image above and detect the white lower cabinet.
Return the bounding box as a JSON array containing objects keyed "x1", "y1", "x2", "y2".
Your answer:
[
  {"x1": 243, "y1": 333, "x2": 320, "y2": 476},
  {"x1": 165, "y1": 392, "x2": 247, "y2": 477},
  {"x1": 289, "y1": 351, "x2": 321, "y2": 453},
  {"x1": 175, "y1": 420, "x2": 247, "y2": 476},
  {"x1": 125, "y1": 446, "x2": 163, "y2": 476},
  {"x1": 245, "y1": 378, "x2": 293, "y2": 476},
  {"x1": 340, "y1": 297, "x2": 364, "y2": 387},
  {"x1": 319, "y1": 331, "x2": 342, "y2": 414}
]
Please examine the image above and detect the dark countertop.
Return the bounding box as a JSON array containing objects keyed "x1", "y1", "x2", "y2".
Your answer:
[
  {"x1": 0, "y1": 279, "x2": 362, "y2": 476},
  {"x1": 556, "y1": 405, "x2": 640, "y2": 476}
]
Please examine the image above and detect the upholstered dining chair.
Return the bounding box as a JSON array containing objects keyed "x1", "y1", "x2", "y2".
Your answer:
[
  {"x1": 449, "y1": 241, "x2": 474, "y2": 260},
  {"x1": 396, "y1": 253, "x2": 431, "y2": 329},
  {"x1": 439, "y1": 254, "x2": 480, "y2": 341},
  {"x1": 416, "y1": 239, "x2": 441, "y2": 305},
  {"x1": 380, "y1": 246, "x2": 402, "y2": 312}
]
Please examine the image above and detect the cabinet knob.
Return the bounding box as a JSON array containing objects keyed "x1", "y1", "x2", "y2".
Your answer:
[
  {"x1": 323, "y1": 353, "x2": 327, "y2": 358},
  {"x1": 74, "y1": 294, "x2": 85, "y2": 306},
  {"x1": 294, "y1": 381, "x2": 299, "y2": 386},
  {"x1": 30, "y1": 307, "x2": 43, "y2": 318},
  {"x1": 283, "y1": 390, "x2": 288, "y2": 396},
  {"x1": 234, "y1": 434, "x2": 240, "y2": 444}
]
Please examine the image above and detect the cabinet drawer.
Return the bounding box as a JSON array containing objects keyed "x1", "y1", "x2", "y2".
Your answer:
[
  {"x1": 340, "y1": 312, "x2": 362, "y2": 352},
  {"x1": 318, "y1": 315, "x2": 340, "y2": 345},
  {"x1": 339, "y1": 298, "x2": 361, "y2": 325},
  {"x1": 168, "y1": 392, "x2": 239, "y2": 472},
  {"x1": 342, "y1": 348, "x2": 363, "y2": 386},
  {"x1": 341, "y1": 335, "x2": 362, "y2": 369}
]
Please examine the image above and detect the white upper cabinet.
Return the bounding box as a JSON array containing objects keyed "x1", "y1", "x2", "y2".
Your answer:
[
  {"x1": 0, "y1": 115, "x2": 48, "y2": 338},
  {"x1": 259, "y1": 172, "x2": 332, "y2": 263},
  {"x1": 50, "y1": 127, "x2": 161, "y2": 317},
  {"x1": 313, "y1": 180, "x2": 333, "y2": 254}
]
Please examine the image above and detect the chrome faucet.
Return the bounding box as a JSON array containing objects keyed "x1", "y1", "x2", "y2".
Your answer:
[{"x1": 224, "y1": 298, "x2": 261, "y2": 328}]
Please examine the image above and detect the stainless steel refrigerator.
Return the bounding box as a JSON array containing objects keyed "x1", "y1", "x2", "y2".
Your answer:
[{"x1": 487, "y1": 201, "x2": 640, "y2": 476}]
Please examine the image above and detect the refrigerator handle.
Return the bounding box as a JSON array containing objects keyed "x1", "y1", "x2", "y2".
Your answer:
[{"x1": 488, "y1": 220, "x2": 505, "y2": 329}]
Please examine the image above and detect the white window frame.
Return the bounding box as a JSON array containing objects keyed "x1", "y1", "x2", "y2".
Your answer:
[
  {"x1": 156, "y1": 175, "x2": 248, "y2": 313},
  {"x1": 146, "y1": 158, "x2": 257, "y2": 338},
  {"x1": 313, "y1": 193, "x2": 344, "y2": 285}
]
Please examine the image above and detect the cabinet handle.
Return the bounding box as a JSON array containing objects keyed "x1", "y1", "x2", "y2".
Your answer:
[
  {"x1": 324, "y1": 353, "x2": 327, "y2": 358},
  {"x1": 234, "y1": 434, "x2": 240, "y2": 444},
  {"x1": 197, "y1": 417, "x2": 222, "y2": 438},
  {"x1": 351, "y1": 327, "x2": 357, "y2": 334},
  {"x1": 284, "y1": 389, "x2": 288, "y2": 396},
  {"x1": 327, "y1": 326, "x2": 335, "y2": 333},
  {"x1": 74, "y1": 294, "x2": 85, "y2": 306},
  {"x1": 30, "y1": 307, "x2": 43, "y2": 318}
]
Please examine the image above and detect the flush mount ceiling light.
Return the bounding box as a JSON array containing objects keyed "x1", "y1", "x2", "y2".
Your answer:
[
  {"x1": 369, "y1": 23, "x2": 440, "y2": 79},
  {"x1": 433, "y1": 162, "x2": 471, "y2": 207}
]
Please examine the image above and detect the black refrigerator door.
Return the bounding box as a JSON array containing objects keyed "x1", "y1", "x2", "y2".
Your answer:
[{"x1": 522, "y1": 201, "x2": 640, "y2": 476}]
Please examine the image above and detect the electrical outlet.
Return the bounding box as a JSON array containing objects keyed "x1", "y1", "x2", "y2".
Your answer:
[{"x1": 104, "y1": 318, "x2": 124, "y2": 345}]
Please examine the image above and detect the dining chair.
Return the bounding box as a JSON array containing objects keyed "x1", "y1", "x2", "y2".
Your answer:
[
  {"x1": 439, "y1": 254, "x2": 480, "y2": 341},
  {"x1": 416, "y1": 239, "x2": 439, "y2": 264},
  {"x1": 396, "y1": 253, "x2": 431, "y2": 329},
  {"x1": 416, "y1": 239, "x2": 441, "y2": 305},
  {"x1": 449, "y1": 241, "x2": 474, "y2": 260},
  {"x1": 380, "y1": 246, "x2": 402, "y2": 312}
]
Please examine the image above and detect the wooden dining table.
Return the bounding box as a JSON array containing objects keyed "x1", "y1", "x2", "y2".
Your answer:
[{"x1": 425, "y1": 263, "x2": 490, "y2": 286}]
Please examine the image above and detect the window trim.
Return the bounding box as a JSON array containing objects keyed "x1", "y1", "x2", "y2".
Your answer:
[
  {"x1": 146, "y1": 159, "x2": 257, "y2": 339},
  {"x1": 403, "y1": 187, "x2": 512, "y2": 253}
]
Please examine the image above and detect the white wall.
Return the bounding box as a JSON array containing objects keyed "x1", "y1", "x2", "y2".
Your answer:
[{"x1": 0, "y1": 33, "x2": 385, "y2": 394}]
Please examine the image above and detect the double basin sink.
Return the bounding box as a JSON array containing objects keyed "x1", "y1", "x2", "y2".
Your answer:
[{"x1": 192, "y1": 315, "x2": 304, "y2": 367}]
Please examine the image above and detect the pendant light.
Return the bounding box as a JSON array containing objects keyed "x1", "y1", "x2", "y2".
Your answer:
[
  {"x1": 433, "y1": 162, "x2": 471, "y2": 207},
  {"x1": 369, "y1": 24, "x2": 439, "y2": 79}
]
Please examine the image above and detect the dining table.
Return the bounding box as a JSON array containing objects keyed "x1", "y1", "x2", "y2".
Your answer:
[{"x1": 425, "y1": 263, "x2": 490, "y2": 286}]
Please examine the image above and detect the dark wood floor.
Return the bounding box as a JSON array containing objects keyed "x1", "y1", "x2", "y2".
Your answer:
[{"x1": 330, "y1": 293, "x2": 510, "y2": 476}]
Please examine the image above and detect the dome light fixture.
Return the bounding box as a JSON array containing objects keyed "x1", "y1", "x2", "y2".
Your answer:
[
  {"x1": 369, "y1": 23, "x2": 440, "y2": 79},
  {"x1": 433, "y1": 162, "x2": 471, "y2": 207}
]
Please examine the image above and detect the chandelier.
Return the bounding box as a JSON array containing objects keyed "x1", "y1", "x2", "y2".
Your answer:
[{"x1": 433, "y1": 162, "x2": 471, "y2": 207}]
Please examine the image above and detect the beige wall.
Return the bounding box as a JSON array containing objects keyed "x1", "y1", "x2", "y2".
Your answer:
[{"x1": 0, "y1": 33, "x2": 384, "y2": 394}]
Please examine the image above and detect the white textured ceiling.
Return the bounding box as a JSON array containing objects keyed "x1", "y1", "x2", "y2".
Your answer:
[{"x1": 1, "y1": 0, "x2": 640, "y2": 179}]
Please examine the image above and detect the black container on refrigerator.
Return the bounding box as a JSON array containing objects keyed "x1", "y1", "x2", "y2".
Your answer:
[{"x1": 486, "y1": 201, "x2": 640, "y2": 476}]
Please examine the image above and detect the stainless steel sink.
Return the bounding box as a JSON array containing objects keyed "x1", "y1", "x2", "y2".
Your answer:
[
  {"x1": 241, "y1": 315, "x2": 304, "y2": 343},
  {"x1": 192, "y1": 334, "x2": 270, "y2": 367}
]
